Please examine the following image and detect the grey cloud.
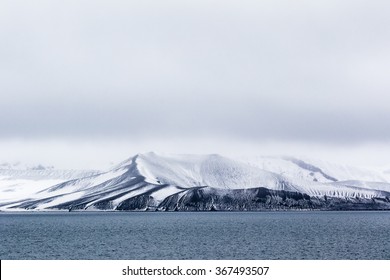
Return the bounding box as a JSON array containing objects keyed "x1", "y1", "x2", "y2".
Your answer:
[{"x1": 1, "y1": 0, "x2": 390, "y2": 143}]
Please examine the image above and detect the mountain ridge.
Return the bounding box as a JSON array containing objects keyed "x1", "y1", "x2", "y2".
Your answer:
[{"x1": 1, "y1": 152, "x2": 390, "y2": 211}]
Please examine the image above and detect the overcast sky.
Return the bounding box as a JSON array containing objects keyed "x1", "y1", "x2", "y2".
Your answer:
[{"x1": 1, "y1": 0, "x2": 390, "y2": 169}]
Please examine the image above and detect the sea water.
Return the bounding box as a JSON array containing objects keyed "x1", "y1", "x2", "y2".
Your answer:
[{"x1": 0, "y1": 211, "x2": 389, "y2": 259}]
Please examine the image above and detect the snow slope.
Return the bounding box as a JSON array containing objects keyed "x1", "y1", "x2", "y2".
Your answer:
[
  {"x1": 243, "y1": 156, "x2": 390, "y2": 183},
  {"x1": 0, "y1": 169, "x2": 99, "y2": 204},
  {"x1": 133, "y1": 152, "x2": 289, "y2": 190}
]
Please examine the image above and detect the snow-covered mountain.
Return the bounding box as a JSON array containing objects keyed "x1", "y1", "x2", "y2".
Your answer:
[
  {"x1": 0, "y1": 168, "x2": 99, "y2": 206},
  {"x1": 1, "y1": 152, "x2": 390, "y2": 211},
  {"x1": 241, "y1": 156, "x2": 390, "y2": 183}
]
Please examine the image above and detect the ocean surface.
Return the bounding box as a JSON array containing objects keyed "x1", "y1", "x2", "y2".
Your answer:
[{"x1": 0, "y1": 211, "x2": 389, "y2": 259}]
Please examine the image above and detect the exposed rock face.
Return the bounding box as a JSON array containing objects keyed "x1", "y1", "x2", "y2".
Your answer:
[{"x1": 111, "y1": 187, "x2": 390, "y2": 211}]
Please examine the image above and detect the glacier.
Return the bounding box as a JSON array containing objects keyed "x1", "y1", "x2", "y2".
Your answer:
[{"x1": 1, "y1": 152, "x2": 390, "y2": 211}]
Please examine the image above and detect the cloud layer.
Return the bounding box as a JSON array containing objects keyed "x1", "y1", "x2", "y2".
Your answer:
[{"x1": 1, "y1": 0, "x2": 389, "y2": 154}]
